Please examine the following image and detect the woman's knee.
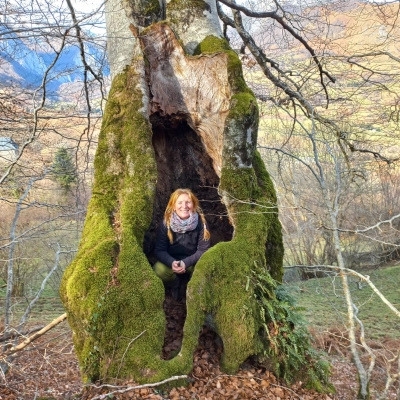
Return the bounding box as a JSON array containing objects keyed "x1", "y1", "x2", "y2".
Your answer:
[{"x1": 153, "y1": 261, "x2": 175, "y2": 283}]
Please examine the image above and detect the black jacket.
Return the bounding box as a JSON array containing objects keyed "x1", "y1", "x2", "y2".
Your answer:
[{"x1": 154, "y1": 220, "x2": 210, "y2": 270}]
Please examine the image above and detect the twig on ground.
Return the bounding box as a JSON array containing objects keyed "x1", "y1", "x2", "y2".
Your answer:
[
  {"x1": 88, "y1": 375, "x2": 188, "y2": 400},
  {"x1": 1, "y1": 313, "x2": 67, "y2": 358},
  {"x1": 0, "y1": 325, "x2": 44, "y2": 343}
]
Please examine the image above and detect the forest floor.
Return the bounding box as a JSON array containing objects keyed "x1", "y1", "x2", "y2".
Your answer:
[{"x1": 0, "y1": 295, "x2": 398, "y2": 400}]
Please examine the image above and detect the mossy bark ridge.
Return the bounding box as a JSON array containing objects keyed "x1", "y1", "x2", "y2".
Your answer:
[
  {"x1": 60, "y1": 65, "x2": 169, "y2": 382},
  {"x1": 60, "y1": 0, "x2": 290, "y2": 385}
]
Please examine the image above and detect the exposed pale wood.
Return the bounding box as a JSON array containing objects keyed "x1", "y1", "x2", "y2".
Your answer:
[{"x1": 139, "y1": 24, "x2": 231, "y2": 175}]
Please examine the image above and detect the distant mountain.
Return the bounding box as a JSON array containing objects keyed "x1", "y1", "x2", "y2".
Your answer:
[{"x1": 0, "y1": 27, "x2": 109, "y2": 99}]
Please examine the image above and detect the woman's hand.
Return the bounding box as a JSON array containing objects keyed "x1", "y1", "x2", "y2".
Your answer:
[{"x1": 172, "y1": 260, "x2": 186, "y2": 274}]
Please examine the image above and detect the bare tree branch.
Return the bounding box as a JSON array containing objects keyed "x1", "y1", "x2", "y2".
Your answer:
[
  {"x1": 217, "y1": 0, "x2": 336, "y2": 85},
  {"x1": 88, "y1": 375, "x2": 188, "y2": 400},
  {"x1": 2, "y1": 313, "x2": 67, "y2": 358}
]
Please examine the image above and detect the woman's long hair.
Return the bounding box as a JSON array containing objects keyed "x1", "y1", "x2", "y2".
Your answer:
[{"x1": 164, "y1": 188, "x2": 210, "y2": 243}]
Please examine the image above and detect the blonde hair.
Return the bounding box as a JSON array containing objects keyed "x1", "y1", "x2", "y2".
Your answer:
[{"x1": 164, "y1": 188, "x2": 210, "y2": 243}]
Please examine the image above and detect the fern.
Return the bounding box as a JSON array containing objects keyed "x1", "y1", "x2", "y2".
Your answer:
[{"x1": 250, "y1": 268, "x2": 334, "y2": 393}]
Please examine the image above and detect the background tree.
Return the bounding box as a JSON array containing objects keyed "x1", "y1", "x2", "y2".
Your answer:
[
  {"x1": 0, "y1": 0, "x2": 105, "y2": 377},
  {"x1": 50, "y1": 147, "x2": 78, "y2": 191}
]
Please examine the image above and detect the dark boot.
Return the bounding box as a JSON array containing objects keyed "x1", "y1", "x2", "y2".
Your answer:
[
  {"x1": 171, "y1": 276, "x2": 181, "y2": 301},
  {"x1": 179, "y1": 273, "x2": 191, "y2": 301}
]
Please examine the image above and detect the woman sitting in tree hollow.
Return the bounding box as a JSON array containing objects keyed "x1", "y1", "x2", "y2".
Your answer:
[{"x1": 153, "y1": 188, "x2": 210, "y2": 301}]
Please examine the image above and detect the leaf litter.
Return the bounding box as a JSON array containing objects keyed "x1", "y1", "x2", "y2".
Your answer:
[{"x1": 0, "y1": 295, "x2": 391, "y2": 399}]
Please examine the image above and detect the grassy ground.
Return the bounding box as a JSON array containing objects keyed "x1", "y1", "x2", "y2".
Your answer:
[
  {"x1": 285, "y1": 265, "x2": 400, "y2": 340},
  {"x1": 0, "y1": 281, "x2": 65, "y2": 326}
]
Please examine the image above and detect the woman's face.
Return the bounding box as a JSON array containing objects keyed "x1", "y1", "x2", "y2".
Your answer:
[{"x1": 174, "y1": 193, "x2": 194, "y2": 220}]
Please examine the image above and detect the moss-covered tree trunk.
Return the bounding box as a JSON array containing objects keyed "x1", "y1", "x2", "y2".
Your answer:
[{"x1": 60, "y1": 0, "x2": 286, "y2": 384}]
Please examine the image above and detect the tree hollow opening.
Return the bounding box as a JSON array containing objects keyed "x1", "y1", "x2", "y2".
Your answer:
[
  {"x1": 143, "y1": 114, "x2": 232, "y2": 359},
  {"x1": 144, "y1": 113, "x2": 233, "y2": 263}
]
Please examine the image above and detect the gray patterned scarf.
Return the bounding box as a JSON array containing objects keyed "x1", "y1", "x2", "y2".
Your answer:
[{"x1": 170, "y1": 212, "x2": 198, "y2": 233}]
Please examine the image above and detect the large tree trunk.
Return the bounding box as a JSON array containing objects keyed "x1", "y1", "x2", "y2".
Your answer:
[{"x1": 60, "y1": 0, "x2": 284, "y2": 383}]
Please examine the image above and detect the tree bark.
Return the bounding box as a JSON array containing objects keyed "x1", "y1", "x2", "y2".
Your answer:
[{"x1": 60, "y1": 0, "x2": 284, "y2": 384}]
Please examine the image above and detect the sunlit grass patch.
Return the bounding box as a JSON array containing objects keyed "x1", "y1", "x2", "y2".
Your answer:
[{"x1": 285, "y1": 265, "x2": 400, "y2": 340}]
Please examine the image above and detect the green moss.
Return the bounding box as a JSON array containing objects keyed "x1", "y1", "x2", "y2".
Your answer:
[
  {"x1": 229, "y1": 92, "x2": 258, "y2": 118},
  {"x1": 193, "y1": 35, "x2": 231, "y2": 54},
  {"x1": 252, "y1": 151, "x2": 284, "y2": 282},
  {"x1": 252, "y1": 151, "x2": 276, "y2": 201},
  {"x1": 143, "y1": 0, "x2": 161, "y2": 19}
]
